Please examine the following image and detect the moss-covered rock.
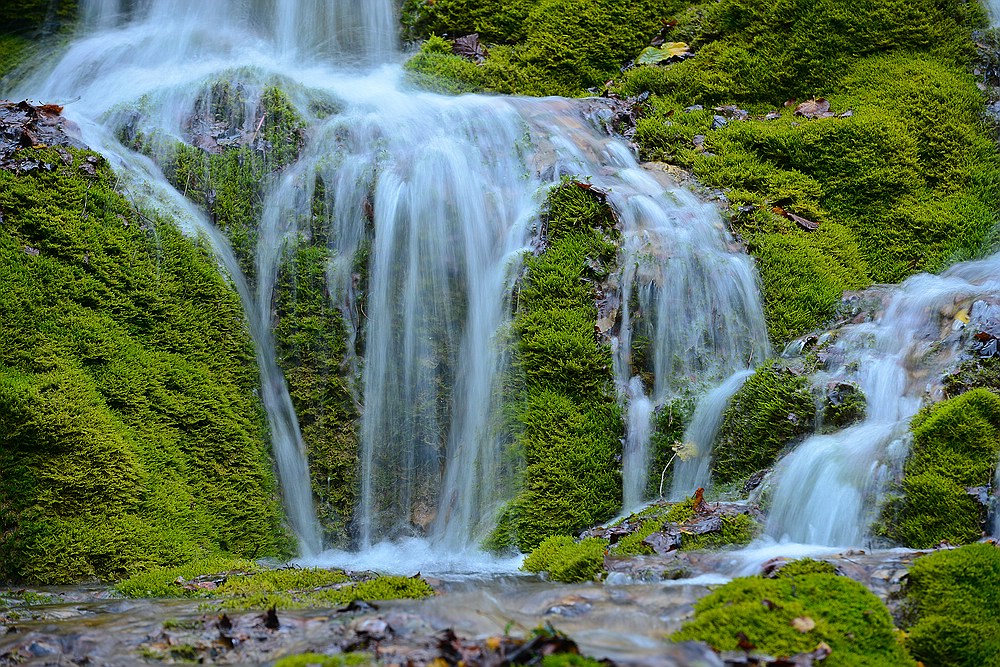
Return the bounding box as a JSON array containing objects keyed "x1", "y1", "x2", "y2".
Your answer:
[
  {"x1": 899, "y1": 544, "x2": 1000, "y2": 667},
  {"x1": 880, "y1": 389, "x2": 1000, "y2": 548},
  {"x1": 0, "y1": 0, "x2": 77, "y2": 36},
  {"x1": 490, "y1": 182, "x2": 623, "y2": 552},
  {"x1": 0, "y1": 148, "x2": 289, "y2": 583},
  {"x1": 673, "y1": 568, "x2": 916, "y2": 666},
  {"x1": 712, "y1": 363, "x2": 815, "y2": 484}
]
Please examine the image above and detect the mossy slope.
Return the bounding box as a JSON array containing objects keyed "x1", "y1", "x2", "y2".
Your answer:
[
  {"x1": 901, "y1": 544, "x2": 1000, "y2": 667},
  {"x1": 0, "y1": 148, "x2": 289, "y2": 583}
]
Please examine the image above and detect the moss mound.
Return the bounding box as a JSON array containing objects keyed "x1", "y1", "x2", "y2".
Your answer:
[
  {"x1": 0, "y1": 148, "x2": 289, "y2": 583},
  {"x1": 900, "y1": 544, "x2": 1000, "y2": 667},
  {"x1": 116, "y1": 558, "x2": 434, "y2": 610},
  {"x1": 881, "y1": 389, "x2": 1000, "y2": 548},
  {"x1": 673, "y1": 569, "x2": 915, "y2": 666},
  {"x1": 712, "y1": 363, "x2": 815, "y2": 484},
  {"x1": 489, "y1": 182, "x2": 623, "y2": 552}
]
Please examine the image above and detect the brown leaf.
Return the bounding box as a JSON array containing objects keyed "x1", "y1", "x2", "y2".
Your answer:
[
  {"x1": 788, "y1": 212, "x2": 819, "y2": 231},
  {"x1": 452, "y1": 34, "x2": 487, "y2": 64},
  {"x1": 794, "y1": 98, "x2": 831, "y2": 118},
  {"x1": 736, "y1": 631, "x2": 756, "y2": 651}
]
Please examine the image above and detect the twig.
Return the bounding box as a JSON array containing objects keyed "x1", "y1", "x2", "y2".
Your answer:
[{"x1": 658, "y1": 452, "x2": 678, "y2": 498}]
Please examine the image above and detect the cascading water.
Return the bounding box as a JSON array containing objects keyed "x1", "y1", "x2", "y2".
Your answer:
[
  {"x1": 766, "y1": 256, "x2": 1000, "y2": 546},
  {"x1": 16, "y1": 0, "x2": 774, "y2": 558}
]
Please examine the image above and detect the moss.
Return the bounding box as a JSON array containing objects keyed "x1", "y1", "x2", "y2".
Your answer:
[
  {"x1": 900, "y1": 544, "x2": 1000, "y2": 667},
  {"x1": 673, "y1": 571, "x2": 916, "y2": 666},
  {"x1": 117, "y1": 559, "x2": 433, "y2": 610},
  {"x1": 648, "y1": 396, "x2": 695, "y2": 497},
  {"x1": 822, "y1": 383, "x2": 866, "y2": 432},
  {"x1": 274, "y1": 654, "x2": 372, "y2": 667},
  {"x1": 0, "y1": 0, "x2": 78, "y2": 36},
  {"x1": 712, "y1": 364, "x2": 815, "y2": 484},
  {"x1": 682, "y1": 513, "x2": 756, "y2": 549},
  {"x1": 776, "y1": 558, "x2": 838, "y2": 578},
  {"x1": 522, "y1": 535, "x2": 608, "y2": 583},
  {"x1": 881, "y1": 389, "x2": 1000, "y2": 548},
  {"x1": 0, "y1": 148, "x2": 289, "y2": 584},
  {"x1": 611, "y1": 519, "x2": 660, "y2": 556},
  {"x1": 489, "y1": 182, "x2": 622, "y2": 552},
  {"x1": 944, "y1": 356, "x2": 1000, "y2": 398}
]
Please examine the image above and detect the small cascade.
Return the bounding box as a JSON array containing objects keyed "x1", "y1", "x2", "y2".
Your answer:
[
  {"x1": 670, "y1": 369, "x2": 754, "y2": 498},
  {"x1": 766, "y1": 255, "x2": 1000, "y2": 546},
  {"x1": 608, "y1": 182, "x2": 770, "y2": 507}
]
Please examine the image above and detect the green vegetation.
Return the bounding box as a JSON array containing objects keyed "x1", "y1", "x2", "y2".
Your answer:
[
  {"x1": 0, "y1": 148, "x2": 289, "y2": 584},
  {"x1": 881, "y1": 389, "x2": 1000, "y2": 548},
  {"x1": 522, "y1": 535, "x2": 608, "y2": 583},
  {"x1": 489, "y1": 182, "x2": 623, "y2": 552},
  {"x1": 900, "y1": 544, "x2": 1000, "y2": 667},
  {"x1": 776, "y1": 558, "x2": 838, "y2": 578},
  {"x1": 673, "y1": 569, "x2": 916, "y2": 666},
  {"x1": 944, "y1": 355, "x2": 1000, "y2": 398},
  {"x1": 116, "y1": 558, "x2": 434, "y2": 610},
  {"x1": 403, "y1": 0, "x2": 686, "y2": 97},
  {"x1": 712, "y1": 364, "x2": 815, "y2": 484}
]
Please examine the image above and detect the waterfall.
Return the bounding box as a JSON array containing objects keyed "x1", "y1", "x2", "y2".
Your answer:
[
  {"x1": 766, "y1": 256, "x2": 1000, "y2": 546},
  {"x1": 16, "y1": 0, "x2": 772, "y2": 557}
]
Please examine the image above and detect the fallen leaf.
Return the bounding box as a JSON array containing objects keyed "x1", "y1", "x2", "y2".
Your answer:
[
  {"x1": 635, "y1": 42, "x2": 691, "y2": 65},
  {"x1": 794, "y1": 98, "x2": 831, "y2": 118},
  {"x1": 452, "y1": 34, "x2": 487, "y2": 64},
  {"x1": 736, "y1": 631, "x2": 756, "y2": 651},
  {"x1": 792, "y1": 616, "x2": 817, "y2": 633}
]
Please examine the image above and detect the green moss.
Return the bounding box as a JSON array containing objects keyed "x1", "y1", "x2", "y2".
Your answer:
[
  {"x1": 944, "y1": 356, "x2": 1000, "y2": 398},
  {"x1": 274, "y1": 232, "x2": 360, "y2": 547},
  {"x1": 674, "y1": 571, "x2": 915, "y2": 666},
  {"x1": 117, "y1": 560, "x2": 433, "y2": 610},
  {"x1": 274, "y1": 654, "x2": 372, "y2": 667},
  {"x1": 648, "y1": 397, "x2": 695, "y2": 496},
  {"x1": 776, "y1": 558, "x2": 838, "y2": 578},
  {"x1": 522, "y1": 535, "x2": 608, "y2": 583},
  {"x1": 712, "y1": 364, "x2": 815, "y2": 484},
  {"x1": 881, "y1": 389, "x2": 1000, "y2": 548},
  {"x1": 115, "y1": 557, "x2": 261, "y2": 597},
  {"x1": 682, "y1": 513, "x2": 756, "y2": 549},
  {"x1": 0, "y1": 0, "x2": 78, "y2": 35},
  {"x1": 0, "y1": 148, "x2": 288, "y2": 584},
  {"x1": 0, "y1": 35, "x2": 33, "y2": 81},
  {"x1": 900, "y1": 544, "x2": 1000, "y2": 667},
  {"x1": 489, "y1": 182, "x2": 622, "y2": 552}
]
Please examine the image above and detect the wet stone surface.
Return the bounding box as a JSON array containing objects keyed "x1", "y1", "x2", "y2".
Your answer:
[{"x1": 0, "y1": 100, "x2": 86, "y2": 169}]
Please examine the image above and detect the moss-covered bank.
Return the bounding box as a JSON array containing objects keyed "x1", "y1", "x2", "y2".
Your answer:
[
  {"x1": 0, "y1": 147, "x2": 289, "y2": 583},
  {"x1": 489, "y1": 182, "x2": 623, "y2": 552}
]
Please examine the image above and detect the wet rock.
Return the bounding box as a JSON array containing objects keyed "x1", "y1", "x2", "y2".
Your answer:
[
  {"x1": 0, "y1": 100, "x2": 85, "y2": 168},
  {"x1": 643, "y1": 528, "x2": 683, "y2": 555},
  {"x1": 544, "y1": 595, "x2": 594, "y2": 618},
  {"x1": 711, "y1": 115, "x2": 727, "y2": 130}
]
